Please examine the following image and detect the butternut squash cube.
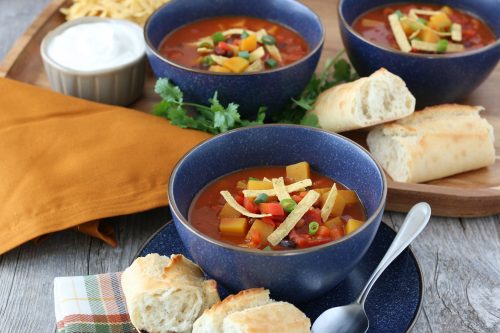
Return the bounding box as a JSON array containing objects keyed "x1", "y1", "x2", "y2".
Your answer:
[
  {"x1": 286, "y1": 161, "x2": 311, "y2": 181},
  {"x1": 338, "y1": 190, "x2": 359, "y2": 205},
  {"x1": 247, "y1": 180, "x2": 274, "y2": 190},
  {"x1": 222, "y1": 57, "x2": 249, "y2": 73},
  {"x1": 209, "y1": 65, "x2": 231, "y2": 73},
  {"x1": 331, "y1": 194, "x2": 346, "y2": 217},
  {"x1": 219, "y1": 203, "x2": 241, "y2": 218},
  {"x1": 440, "y1": 6, "x2": 453, "y2": 16},
  {"x1": 401, "y1": 20, "x2": 415, "y2": 36},
  {"x1": 219, "y1": 218, "x2": 248, "y2": 236},
  {"x1": 419, "y1": 29, "x2": 440, "y2": 43},
  {"x1": 245, "y1": 219, "x2": 275, "y2": 244},
  {"x1": 240, "y1": 34, "x2": 257, "y2": 52},
  {"x1": 429, "y1": 12, "x2": 452, "y2": 29},
  {"x1": 324, "y1": 216, "x2": 344, "y2": 230},
  {"x1": 345, "y1": 218, "x2": 364, "y2": 235}
]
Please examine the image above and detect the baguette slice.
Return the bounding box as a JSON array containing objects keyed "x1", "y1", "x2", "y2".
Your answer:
[
  {"x1": 121, "y1": 253, "x2": 220, "y2": 333},
  {"x1": 310, "y1": 68, "x2": 415, "y2": 132},
  {"x1": 222, "y1": 302, "x2": 311, "y2": 333},
  {"x1": 366, "y1": 104, "x2": 495, "y2": 183},
  {"x1": 192, "y1": 288, "x2": 272, "y2": 333}
]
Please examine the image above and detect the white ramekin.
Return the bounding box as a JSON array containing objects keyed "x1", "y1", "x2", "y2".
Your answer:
[{"x1": 40, "y1": 17, "x2": 146, "y2": 106}]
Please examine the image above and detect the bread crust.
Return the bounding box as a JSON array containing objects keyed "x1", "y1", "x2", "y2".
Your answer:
[
  {"x1": 367, "y1": 104, "x2": 495, "y2": 183},
  {"x1": 310, "y1": 68, "x2": 415, "y2": 132}
]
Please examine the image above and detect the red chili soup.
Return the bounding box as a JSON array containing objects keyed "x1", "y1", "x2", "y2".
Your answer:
[
  {"x1": 159, "y1": 16, "x2": 309, "y2": 73},
  {"x1": 189, "y1": 162, "x2": 366, "y2": 251},
  {"x1": 352, "y1": 3, "x2": 496, "y2": 54}
]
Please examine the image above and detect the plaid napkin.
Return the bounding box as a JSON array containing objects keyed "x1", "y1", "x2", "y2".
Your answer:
[{"x1": 54, "y1": 273, "x2": 136, "y2": 333}]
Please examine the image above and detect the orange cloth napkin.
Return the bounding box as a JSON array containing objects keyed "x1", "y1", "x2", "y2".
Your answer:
[{"x1": 0, "y1": 78, "x2": 211, "y2": 254}]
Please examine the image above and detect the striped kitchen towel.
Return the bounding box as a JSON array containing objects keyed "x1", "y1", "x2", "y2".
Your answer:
[{"x1": 54, "y1": 273, "x2": 136, "y2": 333}]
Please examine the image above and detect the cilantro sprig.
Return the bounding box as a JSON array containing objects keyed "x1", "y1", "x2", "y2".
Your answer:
[{"x1": 153, "y1": 52, "x2": 357, "y2": 134}]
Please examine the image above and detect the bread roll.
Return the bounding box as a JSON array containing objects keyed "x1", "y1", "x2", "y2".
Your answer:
[
  {"x1": 192, "y1": 288, "x2": 272, "y2": 333},
  {"x1": 310, "y1": 68, "x2": 415, "y2": 132},
  {"x1": 223, "y1": 302, "x2": 311, "y2": 333},
  {"x1": 366, "y1": 104, "x2": 495, "y2": 183},
  {"x1": 121, "y1": 253, "x2": 220, "y2": 333}
]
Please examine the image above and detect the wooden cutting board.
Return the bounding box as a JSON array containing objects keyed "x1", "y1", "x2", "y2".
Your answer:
[{"x1": 1, "y1": 0, "x2": 499, "y2": 217}]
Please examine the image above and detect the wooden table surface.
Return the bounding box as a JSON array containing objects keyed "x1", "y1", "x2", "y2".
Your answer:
[{"x1": 0, "y1": 1, "x2": 499, "y2": 332}]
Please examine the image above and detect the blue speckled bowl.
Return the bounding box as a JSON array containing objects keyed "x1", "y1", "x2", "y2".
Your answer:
[
  {"x1": 339, "y1": 0, "x2": 500, "y2": 108},
  {"x1": 168, "y1": 125, "x2": 387, "y2": 303},
  {"x1": 144, "y1": 0, "x2": 324, "y2": 119}
]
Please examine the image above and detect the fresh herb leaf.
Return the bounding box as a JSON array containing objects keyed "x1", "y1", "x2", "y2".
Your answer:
[{"x1": 153, "y1": 52, "x2": 357, "y2": 132}]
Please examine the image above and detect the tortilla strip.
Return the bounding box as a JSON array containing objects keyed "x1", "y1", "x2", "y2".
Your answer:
[
  {"x1": 409, "y1": 9, "x2": 442, "y2": 17},
  {"x1": 272, "y1": 177, "x2": 291, "y2": 201},
  {"x1": 411, "y1": 40, "x2": 464, "y2": 53},
  {"x1": 265, "y1": 44, "x2": 282, "y2": 62},
  {"x1": 320, "y1": 184, "x2": 337, "y2": 222},
  {"x1": 220, "y1": 191, "x2": 271, "y2": 218},
  {"x1": 243, "y1": 179, "x2": 312, "y2": 197},
  {"x1": 451, "y1": 23, "x2": 462, "y2": 42},
  {"x1": 388, "y1": 13, "x2": 412, "y2": 53},
  {"x1": 222, "y1": 28, "x2": 256, "y2": 36},
  {"x1": 267, "y1": 190, "x2": 320, "y2": 246}
]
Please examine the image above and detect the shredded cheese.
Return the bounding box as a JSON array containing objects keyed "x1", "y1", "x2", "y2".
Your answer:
[
  {"x1": 272, "y1": 177, "x2": 291, "y2": 201},
  {"x1": 267, "y1": 190, "x2": 320, "y2": 246},
  {"x1": 243, "y1": 179, "x2": 312, "y2": 197},
  {"x1": 320, "y1": 184, "x2": 337, "y2": 222},
  {"x1": 388, "y1": 13, "x2": 412, "y2": 52},
  {"x1": 220, "y1": 191, "x2": 272, "y2": 218}
]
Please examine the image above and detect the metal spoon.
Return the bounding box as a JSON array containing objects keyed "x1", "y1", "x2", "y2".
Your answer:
[{"x1": 311, "y1": 202, "x2": 431, "y2": 333}]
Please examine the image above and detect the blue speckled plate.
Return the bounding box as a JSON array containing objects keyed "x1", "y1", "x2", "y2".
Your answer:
[{"x1": 136, "y1": 220, "x2": 423, "y2": 333}]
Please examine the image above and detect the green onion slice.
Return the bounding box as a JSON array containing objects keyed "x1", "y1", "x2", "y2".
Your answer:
[
  {"x1": 254, "y1": 193, "x2": 269, "y2": 204},
  {"x1": 265, "y1": 58, "x2": 278, "y2": 68},
  {"x1": 241, "y1": 30, "x2": 250, "y2": 39},
  {"x1": 394, "y1": 10, "x2": 403, "y2": 18},
  {"x1": 280, "y1": 198, "x2": 297, "y2": 213},
  {"x1": 249, "y1": 177, "x2": 259, "y2": 181},
  {"x1": 262, "y1": 35, "x2": 276, "y2": 45},
  {"x1": 263, "y1": 246, "x2": 272, "y2": 251},
  {"x1": 238, "y1": 50, "x2": 250, "y2": 59},
  {"x1": 436, "y1": 39, "x2": 448, "y2": 53},
  {"x1": 212, "y1": 32, "x2": 225, "y2": 43},
  {"x1": 309, "y1": 221, "x2": 319, "y2": 235}
]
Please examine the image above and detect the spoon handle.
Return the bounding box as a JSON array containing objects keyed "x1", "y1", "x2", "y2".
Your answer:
[{"x1": 356, "y1": 202, "x2": 431, "y2": 305}]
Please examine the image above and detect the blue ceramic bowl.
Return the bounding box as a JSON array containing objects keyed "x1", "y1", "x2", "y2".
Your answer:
[
  {"x1": 339, "y1": 0, "x2": 500, "y2": 108},
  {"x1": 144, "y1": 0, "x2": 324, "y2": 119},
  {"x1": 168, "y1": 125, "x2": 387, "y2": 303}
]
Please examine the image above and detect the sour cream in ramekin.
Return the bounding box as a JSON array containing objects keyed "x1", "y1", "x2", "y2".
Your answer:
[{"x1": 46, "y1": 20, "x2": 145, "y2": 72}]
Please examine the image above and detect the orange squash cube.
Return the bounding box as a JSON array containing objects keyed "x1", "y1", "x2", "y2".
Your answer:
[
  {"x1": 429, "y1": 12, "x2": 452, "y2": 29},
  {"x1": 246, "y1": 219, "x2": 275, "y2": 246},
  {"x1": 219, "y1": 203, "x2": 241, "y2": 218},
  {"x1": 331, "y1": 194, "x2": 346, "y2": 217},
  {"x1": 286, "y1": 161, "x2": 311, "y2": 181},
  {"x1": 324, "y1": 216, "x2": 344, "y2": 230},
  {"x1": 345, "y1": 218, "x2": 364, "y2": 234},
  {"x1": 247, "y1": 180, "x2": 274, "y2": 191},
  {"x1": 222, "y1": 57, "x2": 249, "y2": 73},
  {"x1": 338, "y1": 190, "x2": 359, "y2": 205},
  {"x1": 240, "y1": 34, "x2": 257, "y2": 52},
  {"x1": 219, "y1": 218, "x2": 248, "y2": 236},
  {"x1": 419, "y1": 29, "x2": 440, "y2": 43},
  {"x1": 209, "y1": 65, "x2": 231, "y2": 73}
]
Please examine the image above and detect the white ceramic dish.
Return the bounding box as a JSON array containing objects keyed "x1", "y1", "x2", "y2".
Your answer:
[{"x1": 40, "y1": 17, "x2": 146, "y2": 106}]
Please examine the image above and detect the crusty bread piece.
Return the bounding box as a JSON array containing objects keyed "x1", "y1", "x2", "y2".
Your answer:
[
  {"x1": 310, "y1": 68, "x2": 415, "y2": 132},
  {"x1": 192, "y1": 288, "x2": 272, "y2": 333},
  {"x1": 121, "y1": 253, "x2": 220, "y2": 333},
  {"x1": 366, "y1": 104, "x2": 495, "y2": 183},
  {"x1": 222, "y1": 302, "x2": 311, "y2": 333}
]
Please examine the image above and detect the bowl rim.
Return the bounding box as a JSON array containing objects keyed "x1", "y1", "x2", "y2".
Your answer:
[
  {"x1": 168, "y1": 124, "x2": 388, "y2": 256},
  {"x1": 338, "y1": 0, "x2": 500, "y2": 59},
  {"x1": 40, "y1": 17, "x2": 146, "y2": 76},
  {"x1": 143, "y1": 0, "x2": 325, "y2": 76}
]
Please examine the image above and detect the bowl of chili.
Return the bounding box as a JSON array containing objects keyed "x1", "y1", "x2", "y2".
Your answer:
[
  {"x1": 168, "y1": 125, "x2": 387, "y2": 303},
  {"x1": 339, "y1": 0, "x2": 500, "y2": 108},
  {"x1": 144, "y1": 0, "x2": 324, "y2": 119}
]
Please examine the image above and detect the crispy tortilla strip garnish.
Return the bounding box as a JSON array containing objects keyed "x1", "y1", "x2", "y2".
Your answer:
[
  {"x1": 388, "y1": 13, "x2": 412, "y2": 52},
  {"x1": 245, "y1": 59, "x2": 264, "y2": 72},
  {"x1": 220, "y1": 191, "x2": 272, "y2": 218},
  {"x1": 451, "y1": 23, "x2": 462, "y2": 42},
  {"x1": 267, "y1": 190, "x2": 320, "y2": 246},
  {"x1": 400, "y1": 17, "x2": 451, "y2": 36},
  {"x1": 243, "y1": 179, "x2": 312, "y2": 197},
  {"x1": 409, "y1": 9, "x2": 442, "y2": 17},
  {"x1": 320, "y1": 184, "x2": 338, "y2": 222},
  {"x1": 222, "y1": 28, "x2": 256, "y2": 36},
  {"x1": 411, "y1": 40, "x2": 464, "y2": 52},
  {"x1": 408, "y1": 29, "x2": 421, "y2": 40},
  {"x1": 265, "y1": 44, "x2": 282, "y2": 62},
  {"x1": 249, "y1": 47, "x2": 265, "y2": 63},
  {"x1": 256, "y1": 29, "x2": 267, "y2": 43},
  {"x1": 263, "y1": 177, "x2": 272, "y2": 182},
  {"x1": 272, "y1": 177, "x2": 292, "y2": 201},
  {"x1": 210, "y1": 55, "x2": 229, "y2": 66}
]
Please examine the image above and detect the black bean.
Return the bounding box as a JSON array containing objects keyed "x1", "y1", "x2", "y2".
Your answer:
[{"x1": 279, "y1": 239, "x2": 296, "y2": 248}]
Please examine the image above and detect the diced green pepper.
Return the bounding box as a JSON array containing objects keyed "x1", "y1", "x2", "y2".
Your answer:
[
  {"x1": 238, "y1": 50, "x2": 250, "y2": 59},
  {"x1": 212, "y1": 32, "x2": 225, "y2": 43},
  {"x1": 241, "y1": 30, "x2": 249, "y2": 39},
  {"x1": 202, "y1": 55, "x2": 215, "y2": 66},
  {"x1": 262, "y1": 35, "x2": 276, "y2": 45},
  {"x1": 265, "y1": 58, "x2": 278, "y2": 68},
  {"x1": 280, "y1": 198, "x2": 297, "y2": 213},
  {"x1": 263, "y1": 246, "x2": 272, "y2": 251},
  {"x1": 436, "y1": 39, "x2": 448, "y2": 53},
  {"x1": 254, "y1": 193, "x2": 269, "y2": 204}
]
